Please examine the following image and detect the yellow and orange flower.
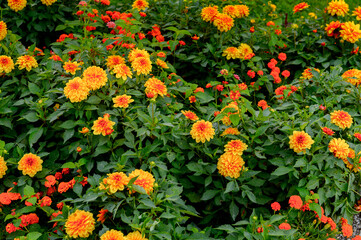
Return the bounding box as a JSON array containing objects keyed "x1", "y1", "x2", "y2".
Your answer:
[
  {"x1": 222, "y1": 5, "x2": 238, "y2": 18},
  {"x1": 220, "y1": 127, "x2": 240, "y2": 136},
  {"x1": 330, "y1": 110, "x2": 352, "y2": 129},
  {"x1": 112, "y1": 64, "x2": 132, "y2": 80},
  {"x1": 181, "y1": 110, "x2": 199, "y2": 121},
  {"x1": 97, "y1": 209, "x2": 108, "y2": 224},
  {"x1": 201, "y1": 6, "x2": 219, "y2": 22},
  {"x1": 353, "y1": 6, "x2": 361, "y2": 20},
  {"x1": 0, "y1": 156, "x2": 8, "y2": 179},
  {"x1": 213, "y1": 13, "x2": 234, "y2": 32},
  {"x1": 132, "y1": 57, "x2": 152, "y2": 76},
  {"x1": 190, "y1": 120, "x2": 215, "y2": 143},
  {"x1": 106, "y1": 55, "x2": 125, "y2": 70},
  {"x1": 7, "y1": 0, "x2": 27, "y2": 12},
  {"x1": 63, "y1": 61, "x2": 82, "y2": 75},
  {"x1": 40, "y1": 0, "x2": 57, "y2": 6},
  {"x1": 18, "y1": 153, "x2": 43, "y2": 177},
  {"x1": 289, "y1": 131, "x2": 314, "y2": 153},
  {"x1": 342, "y1": 69, "x2": 361, "y2": 85},
  {"x1": 129, "y1": 169, "x2": 155, "y2": 195},
  {"x1": 144, "y1": 77, "x2": 167, "y2": 98},
  {"x1": 340, "y1": 21, "x2": 361, "y2": 43},
  {"x1": 128, "y1": 48, "x2": 150, "y2": 62},
  {"x1": 224, "y1": 140, "x2": 248, "y2": 155},
  {"x1": 112, "y1": 94, "x2": 134, "y2": 108},
  {"x1": 217, "y1": 152, "x2": 245, "y2": 178},
  {"x1": 221, "y1": 102, "x2": 239, "y2": 126},
  {"x1": 235, "y1": 5, "x2": 250, "y2": 18},
  {"x1": 99, "y1": 172, "x2": 130, "y2": 194},
  {"x1": 329, "y1": 138, "x2": 350, "y2": 160},
  {"x1": 132, "y1": 0, "x2": 149, "y2": 11},
  {"x1": 222, "y1": 47, "x2": 240, "y2": 60},
  {"x1": 126, "y1": 231, "x2": 148, "y2": 240},
  {"x1": 65, "y1": 210, "x2": 95, "y2": 238},
  {"x1": 64, "y1": 77, "x2": 89, "y2": 103},
  {"x1": 83, "y1": 66, "x2": 108, "y2": 90},
  {"x1": 0, "y1": 56, "x2": 14, "y2": 73},
  {"x1": 16, "y1": 55, "x2": 38, "y2": 71},
  {"x1": 156, "y1": 59, "x2": 168, "y2": 69},
  {"x1": 293, "y1": 2, "x2": 309, "y2": 13},
  {"x1": 327, "y1": 0, "x2": 349, "y2": 17},
  {"x1": 101, "y1": 229, "x2": 126, "y2": 240},
  {"x1": 238, "y1": 43, "x2": 254, "y2": 60},
  {"x1": 92, "y1": 114, "x2": 115, "y2": 136},
  {"x1": 0, "y1": 21, "x2": 7, "y2": 41},
  {"x1": 325, "y1": 21, "x2": 343, "y2": 38},
  {"x1": 300, "y1": 68, "x2": 320, "y2": 80}
]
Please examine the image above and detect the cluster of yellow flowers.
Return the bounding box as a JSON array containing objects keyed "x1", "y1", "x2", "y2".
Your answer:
[
  {"x1": 99, "y1": 169, "x2": 155, "y2": 195},
  {"x1": 201, "y1": 4, "x2": 249, "y2": 32},
  {"x1": 217, "y1": 140, "x2": 248, "y2": 178},
  {"x1": 342, "y1": 69, "x2": 361, "y2": 86},
  {"x1": 223, "y1": 43, "x2": 254, "y2": 60}
]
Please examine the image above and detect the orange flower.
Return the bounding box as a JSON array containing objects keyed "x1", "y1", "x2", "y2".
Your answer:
[
  {"x1": 40, "y1": 0, "x2": 57, "y2": 6},
  {"x1": 131, "y1": 57, "x2": 152, "y2": 75},
  {"x1": 144, "y1": 77, "x2": 167, "y2": 98},
  {"x1": 271, "y1": 202, "x2": 281, "y2": 211},
  {"x1": 0, "y1": 156, "x2": 8, "y2": 179},
  {"x1": 92, "y1": 114, "x2": 115, "y2": 136},
  {"x1": 18, "y1": 153, "x2": 43, "y2": 177},
  {"x1": 128, "y1": 169, "x2": 155, "y2": 194},
  {"x1": 289, "y1": 131, "x2": 314, "y2": 153},
  {"x1": 325, "y1": 21, "x2": 342, "y2": 38},
  {"x1": 238, "y1": 43, "x2": 254, "y2": 60},
  {"x1": 58, "y1": 182, "x2": 70, "y2": 193},
  {"x1": 99, "y1": 172, "x2": 130, "y2": 194},
  {"x1": 322, "y1": 127, "x2": 335, "y2": 136},
  {"x1": 106, "y1": 55, "x2": 125, "y2": 70},
  {"x1": 126, "y1": 231, "x2": 148, "y2": 240},
  {"x1": 279, "y1": 223, "x2": 291, "y2": 230},
  {"x1": 201, "y1": 6, "x2": 219, "y2": 22},
  {"x1": 181, "y1": 110, "x2": 199, "y2": 121},
  {"x1": 64, "y1": 77, "x2": 89, "y2": 103},
  {"x1": 353, "y1": 6, "x2": 361, "y2": 20},
  {"x1": 112, "y1": 64, "x2": 132, "y2": 80},
  {"x1": 100, "y1": 229, "x2": 126, "y2": 240},
  {"x1": 289, "y1": 195, "x2": 303, "y2": 209},
  {"x1": 38, "y1": 196, "x2": 52, "y2": 207},
  {"x1": 220, "y1": 127, "x2": 240, "y2": 136},
  {"x1": 156, "y1": 59, "x2": 168, "y2": 69},
  {"x1": 330, "y1": 110, "x2": 353, "y2": 129},
  {"x1": 128, "y1": 48, "x2": 150, "y2": 62},
  {"x1": 222, "y1": 47, "x2": 240, "y2": 60},
  {"x1": 0, "y1": 21, "x2": 7, "y2": 41},
  {"x1": 329, "y1": 138, "x2": 349, "y2": 159},
  {"x1": 190, "y1": 120, "x2": 215, "y2": 143},
  {"x1": 45, "y1": 175, "x2": 56, "y2": 188},
  {"x1": 235, "y1": 5, "x2": 250, "y2": 18},
  {"x1": 132, "y1": 0, "x2": 149, "y2": 11},
  {"x1": 342, "y1": 223, "x2": 353, "y2": 237},
  {"x1": 327, "y1": 0, "x2": 349, "y2": 17},
  {"x1": 97, "y1": 209, "x2": 108, "y2": 224},
  {"x1": 63, "y1": 61, "x2": 82, "y2": 75},
  {"x1": 300, "y1": 68, "x2": 320, "y2": 80},
  {"x1": 113, "y1": 94, "x2": 134, "y2": 108},
  {"x1": 65, "y1": 210, "x2": 95, "y2": 238},
  {"x1": 258, "y1": 100, "x2": 269, "y2": 110},
  {"x1": 213, "y1": 13, "x2": 234, "y2": 32},
  {"x1": 293, "y1": 2, "x2": 309, "y2": 13},
  {"x1": 354, "y1": 133, "x2": 361, "y2": 141},
  {"x1": 217, "y1": 152, "x2": 245, "y2": 178},
  {"x1": 222, "y1": 5, "x2": 238, "y2": 18},
  {"x1": 224, "y1": 140, "x2": 248, "y2": 155},
  {"x1": 342, "y1": 69, "x2": 361, "y2": 85},
  {"x1": 83, "y1": 66, "x2": 108, "y2": 90},
  {"x1": 79, "y1": 127, "x2": 89, "y2": 134},
  {"x1": 16, "y1": 55, "x2": 38, "y2": 71},
  {"x1": 189, "y1": 96, "x2": 196, "y2": 103},
  {"x1": 7, "y1": 0, "x2": 27, "y2": 12},
  {"x1": 340, "y1": 21, "x2": 361, "y2": 43}
]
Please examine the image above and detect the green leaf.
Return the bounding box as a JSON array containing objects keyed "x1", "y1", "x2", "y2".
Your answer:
[
  {"x1": 272, "y1": 166, "x2": 293, "y2": 176},
  {"x1": 29, "y1": 128, "x2": 43, "y2": 147},
  {"x1": 253, "y1": 125, "x2": 269, "y2": 139},
  {"x1": 61, "y1": 162, "x2": 76, "y2": 169},
  {"x1": 27, "y1": 232, "x2": 42, "y2": 240},
  {"x1": 201, "y1": 190, "x2": 219, "y2": 201},
  {"x1": 0, "y1": 118, "x2": 12, "y2": 129},
  {"x1": 140, "y1": 198, "x2": 156, "y2": 208},
  {"x1": 59, "y1": 120, "x2": 76, "y2": 129},
  {"x1": 196, "y1": 92, "x2": 215, "y2": 104},
  {"x1": 28, "y1": 82, "x2": 41, "y2": 95},
  {"x1": 229, "y1": 114, "x2": 240, "y2": 126},
  {"x1": 24, "y1": 185, "x2": 35, "y2": 196},
  {"x1": 23, "y1": 112, "x2": 39, "y2": 122},
  {"x1": 230, "y1": 201, "x2": 239, "y2": 221},
  {"x1": 309, "y1": 202, "x2": 322, "y2": 219},
  {"x1": 86, "y1": 95, "x2": 102, "y2": 104}
]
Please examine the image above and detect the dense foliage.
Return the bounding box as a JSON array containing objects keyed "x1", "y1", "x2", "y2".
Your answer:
[{"x1": 1, "y1": 0, "x2": 361, "y2": 239}]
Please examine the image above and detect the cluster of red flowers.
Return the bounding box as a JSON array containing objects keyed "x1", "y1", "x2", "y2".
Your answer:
[
  {"x1": 0, "y1": 188, "x2": 21, "y2": 205},
  {"x1": 275, "y1": 85, "x2": 298, "y2": 99},
  {"x1": 44, "y1": 168, "x2": 88, "y2": 195},
  {"x1": 266, "y1": 56, "x2": 290, "y2": 83},
  {"x1": 148, "y1": 24, "x2": 164, "y2": 42},
  {"x1": 6, "y1": 213, "x2": 39, "y2": 234},
  {"x1": 56, "y1": 33, "x2": 75, "y2": 42}
]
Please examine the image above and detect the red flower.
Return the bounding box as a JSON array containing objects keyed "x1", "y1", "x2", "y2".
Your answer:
[
  {"x1": 281, "y1": 70, "x2": 290, "y2": 78},
  {"x1": 322, "y1": 127, "x2": 334, "y2": 136},
  {"x1": 289, "y1": 195, "x2": 303, "y2": 209},
  {"x1": 278, "y1": 53, "x2": 287, "y2": 61},
  {"x1": 247, "y1": 70, "x2": 255, "y2": 78},
  {"x1": 216, "y1": 85, "x2": 224, "y2": 92},
  {"x1": 257, "y1": 70, "x2": 264, "y2": 76},
  {"x1": 354, "y1": 133, "x2": 361, "y2": 141},
  {"x1": 250, "y1": 26, "x2": 255, "y2": 33},
  {"x1": 271, "y1": 202, "x2": 281, "y2": 211},
  {"x1": 279, "y1": 223, "x2": 291, "y2": 230}
]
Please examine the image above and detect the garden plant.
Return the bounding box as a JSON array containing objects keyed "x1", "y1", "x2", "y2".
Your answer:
[{"x1": 1, "y1": 0, "x2": 361, "y2": 239}]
